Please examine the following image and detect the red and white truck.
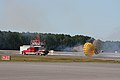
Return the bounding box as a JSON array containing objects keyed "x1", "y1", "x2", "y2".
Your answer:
[{"x1": 20, "y1": 35, "x2": 48, "y2": 56}]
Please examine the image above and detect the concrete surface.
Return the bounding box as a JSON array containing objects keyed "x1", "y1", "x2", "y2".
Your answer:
[
  {"x1": 1, "y1": 50, "x2": 120, "y2": 59},
  {"x1": 0, "y1": 62, "x2": 120, "y2": 80},
  {"x1": 1, "y1": 50, "x2": 120, "y2": 58}
]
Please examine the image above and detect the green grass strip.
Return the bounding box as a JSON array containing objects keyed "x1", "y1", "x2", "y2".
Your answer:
[{"x1": 0, "y1": 55, "x2": 120, "y2": 63}]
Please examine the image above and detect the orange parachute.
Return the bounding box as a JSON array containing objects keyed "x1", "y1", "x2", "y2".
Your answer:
[{"x1": 83, "y1": 42, "x2": 95, "y2": 56}]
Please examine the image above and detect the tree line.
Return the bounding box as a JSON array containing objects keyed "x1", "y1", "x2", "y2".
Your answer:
[{"x1": 0, "y1": 31, "x2": 94, "y2": 50}]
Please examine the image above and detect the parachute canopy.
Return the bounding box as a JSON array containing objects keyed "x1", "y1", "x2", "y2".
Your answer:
[{"x1": 83, "y1": 42, "x2": 94, "y2": 56}]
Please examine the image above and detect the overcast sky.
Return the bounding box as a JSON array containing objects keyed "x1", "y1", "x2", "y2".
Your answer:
[{"x1": 0, "y1": 0, "x2": 120, "y2": 41}]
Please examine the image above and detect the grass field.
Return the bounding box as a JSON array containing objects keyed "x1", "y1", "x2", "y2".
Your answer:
[{"x1": 0, "y1": 55, "x2": 120, "y2": 63}]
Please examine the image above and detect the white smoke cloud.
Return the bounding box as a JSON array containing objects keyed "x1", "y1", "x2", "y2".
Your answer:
[{"x1": 102, "y1": 41, "x2": 120, "y2": 52}]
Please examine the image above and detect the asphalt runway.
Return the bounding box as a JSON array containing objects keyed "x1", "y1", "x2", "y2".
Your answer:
[
  {"x1": 51, "y1": 51, "x2": 120, "y2": 59},
  {"x1": 0, "y1": 62, "x2": 120, "y2": 80}
]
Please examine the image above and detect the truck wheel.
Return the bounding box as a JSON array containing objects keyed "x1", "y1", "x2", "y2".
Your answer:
[
  {"x1": 45, "y1": 50, "x2": 49, "y2": 55},
  {"x1": 43, "y1": 54, "x2": 46, "y2": 56},
  {"x1": 22, "y1": 52, "x2": 26, "y2": 55},
  {"x1": 42, "y1": 51, "x2": 48, "y2": 56},
  {"x1": 41, "y1": 54, "x2": 44, "y2": 56},
  {"x1": 36, "y1": 53, "x2": 40, "y2": 55},
  {"x1": 41, "y1": 53, "x2": 45, "y2": 56}
]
